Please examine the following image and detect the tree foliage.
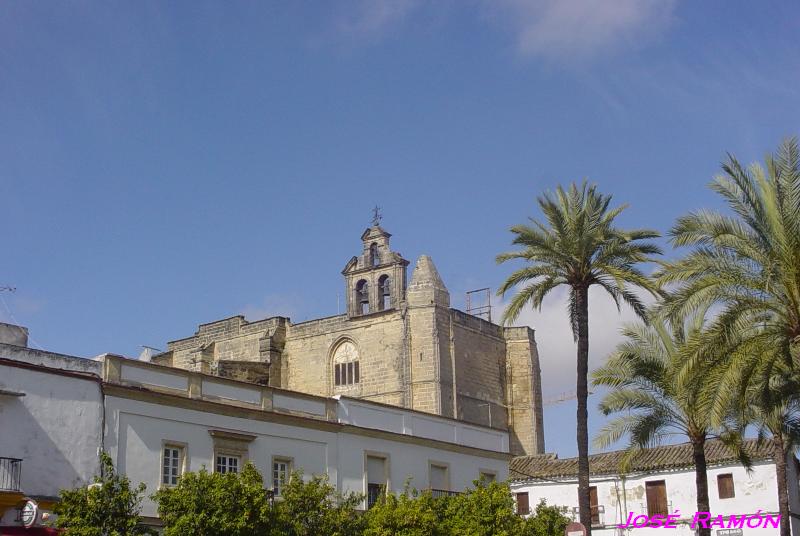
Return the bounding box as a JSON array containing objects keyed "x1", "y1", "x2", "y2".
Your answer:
[
  {"x1": 270, "y1": 470, "x2": 365, "y2": 536},
  {"x1": 153, "y1": 467, "x2": 568, "y2": 536},
  {"x1": 496, "y1": 180, "x2": 661, "y2": 533},
  {"x1": 364, "y1": 481, "x2": 569, "y2": 536},
  {"x1": 54, "y1": 452, "x2": 151, "y2": 536},
  {"x1": 155, "y1": 467, "x2": 364, "y2": 536},
  {"x1": 153, "y1": 463, "x2": 273, "y2": 536},
  {"x1": 655, "y1": 137, "x2": 800, "y2": 536}
]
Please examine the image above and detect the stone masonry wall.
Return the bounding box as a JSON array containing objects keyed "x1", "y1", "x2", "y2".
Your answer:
[
  {"x1": 450, "y1": 310, "x2": 509, "y2": 430},
  {"x1": 283, "y1": 310, "x2": 407, "y2": 407},
  {"x1": 159, "y1": 316, "x2": 285, "y2": 377},
  {"x1": 504, "y1": 326, "x2": 545, "y2": 455}
]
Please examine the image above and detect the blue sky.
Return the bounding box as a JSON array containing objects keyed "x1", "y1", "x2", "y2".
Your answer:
[{"x1": 2, "y1": 1, "x2": 799, "y2": 457}]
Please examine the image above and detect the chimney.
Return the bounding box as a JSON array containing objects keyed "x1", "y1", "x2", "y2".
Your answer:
[{"x1": 0, "y1": 322, "x2": 29, "y2": 347}]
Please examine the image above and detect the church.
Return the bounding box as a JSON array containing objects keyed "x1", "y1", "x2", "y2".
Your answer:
[{"x1": 151, "y1": 222, "x2": 545, "y2": 456}]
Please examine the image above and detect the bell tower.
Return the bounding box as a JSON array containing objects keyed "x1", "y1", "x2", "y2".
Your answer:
[{"x1": 341, "y1": 212, "x2": 409, "y2": 318}]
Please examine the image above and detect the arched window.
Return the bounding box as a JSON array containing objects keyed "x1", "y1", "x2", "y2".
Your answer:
[
  {"x1": 355, "y1": 279, "x2": 370, "y2": 315},
  {"x1": 332, "y1": 341, "x2": 360, "y2": 387},
  {"x1": 378, "y1": 274, "x2": 391, "y2": 310},
  {"x1": 369, "y1": 243, "x2": 380, "y2": 267}
]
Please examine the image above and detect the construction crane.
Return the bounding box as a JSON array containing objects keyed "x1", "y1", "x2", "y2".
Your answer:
[{"x1": 543, "y1": 390, "x2": 593, "y2": 407}]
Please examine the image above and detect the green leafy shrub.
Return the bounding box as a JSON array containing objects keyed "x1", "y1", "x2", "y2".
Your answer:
[{"x1": 54, "y1": 452, "x2": 151, "y2": 536}]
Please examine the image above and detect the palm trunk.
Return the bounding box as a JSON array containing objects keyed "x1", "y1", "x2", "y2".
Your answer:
[
  {"x1": 691, "y1": 436, "x2": 710, "y2": 536},
  {"x1": 575, "y1": 285, "x2": 591, "y2": 535},
  {"x1": 774, "y1": 436, "x2": 791, "y2": 536}
]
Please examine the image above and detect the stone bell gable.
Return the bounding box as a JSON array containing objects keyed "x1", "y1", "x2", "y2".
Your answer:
[
  {"x1": 341, "y1": 225, "x2": 409, "y2": 318},
  {"x1": 152, "y1": 224, "x2": 545, "y2": 456}
]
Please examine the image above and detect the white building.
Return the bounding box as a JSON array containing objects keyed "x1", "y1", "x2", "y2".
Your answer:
[
  {"x1": 0, "y1": 324, "x2": 509, "y2": 530},
  {"x1": 510, "y1": 440, "x2": 800, "y2": 535},
  {"x1": 0, "y1": 325, "x2": 104, "y2": 532},
  {"x1": 102, "y1": 353, "x2": 508, "y2": 522}
]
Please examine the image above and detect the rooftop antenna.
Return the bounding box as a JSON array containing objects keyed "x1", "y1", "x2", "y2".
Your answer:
[{"x1": 465, "y1": 287, "x2": 492, "y2": 323}]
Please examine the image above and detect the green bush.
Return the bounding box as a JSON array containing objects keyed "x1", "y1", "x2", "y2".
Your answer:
[
  {"x1": 153, "y1": 463, "x2": 272, "y2": 536},
  {"x1": 52, "y1": 459, "x2": 570, "y2": 536},
  {"x1": 363, "y1": 480, "x2": 570, "y2": 536},
  {"x1": 54, "y1": 452, "x2": 151, "y2": 536}
]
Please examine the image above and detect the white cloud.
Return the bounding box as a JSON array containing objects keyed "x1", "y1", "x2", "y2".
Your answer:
[
  {"x1": 484, "y1": 0, "x2": 677, "y2": 60},
  {"x1": 330, "y1": 0, "x2": 677, "y2": 59},
  {"x1": 240, "y1": 293, "x2": 305, "y2": 323},
  {"x1": 336, "y1": 0, "x2": 421, "y2": 38},
  {"x1": 498, "y1": 285, "x2": 654, "y2": 398}
]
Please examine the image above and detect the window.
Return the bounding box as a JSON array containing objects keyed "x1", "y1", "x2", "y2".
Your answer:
[
  {"x1": 334, "y1": 361, "x2": 360, "y2": 386},
  {"x1": 367, "y1": 483, "x2": 383, "y2": 508},
  {"x1": 215, "y1": 454, "x2": 240, "y2": 474},
  {"x1": 378, "y1": 275, "x2": 391, "y2": 310},
  {"x1": 645, "y1": 480, "x2": 668, "y2": 516},
  {"x1": 429, "y1": 462, "x2": 449, "y2": 491},
  {"x1": 515, "y1": 492, "x2": 530, "y2": 515},
  {"x1": 589, "y1": 486, "x2": 600, "y2": 526},
  {"x1": 272, "y1": 458, "x2": 292, "y2": 496},
  {"x1": 717, "y1": 473, "x2": 735, "y2": 499},
  {"x1": 369, "y1": 243, "x2": 380, "y2": 267},
  {"x1": 366, "y1": 454, "x2": 388, "y2": 508},
  {"x1": 333, "y1": 341, "x2": 360, "y2": 387},
  {"x1": 162, "y1": 445, "x2": 184, "y2": 486},
  {"x1": 479, "y1": 471, "x2": 496, "y2": 483},
  {"x1": 356, "y1": 280, "x2": 370, "y2": 315}
]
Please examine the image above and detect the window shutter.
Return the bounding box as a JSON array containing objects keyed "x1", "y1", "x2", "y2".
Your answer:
[
  {"x1": 717, "y1": 474, "x2": 735, "y2": 499},
  {"x1": 589, "y1": 486, "x2": 599, "y2": 525},
  {"x1": 645, "y1": 480, "x2": 667, "y2": 516},
  {"x1": 516, "y1": 492, "x2": 530, "y2": 515}
]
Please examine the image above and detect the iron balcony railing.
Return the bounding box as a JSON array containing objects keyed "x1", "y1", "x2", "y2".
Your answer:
[
  {"x1": 429, "y1": 489, "x2": 461, "y2": 498},
  {"x1": 0, "y1": 457, "x2": 22, "y2": 491}
]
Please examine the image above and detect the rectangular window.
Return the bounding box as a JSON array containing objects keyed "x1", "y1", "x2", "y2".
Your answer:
[
  {"x1": 335, "y1": 364, "x2": 341, "y2": 386},
  {"x1": 429, "y1": 463, "x2": 448, "y2": 491},
  {"x1": 272, "y1": 458, "x2": 292, "y2": 496},
  {"x1": 717, "y1": 473, "x2": 735, "y2": 499},
  {"x1": 589, "y1": 486, "x2": 600, "y2": 525},
  {"x1": 479, "y1": 471, "x2": 496, "y2": 483},
  {"x1": 162, "y1": 445, "x2": 183, "y2": 486},
  {"x1": 366, "y1": 455, "x2": 387, "y2": 508},
  {"x1": 215, "y1": 454, "x2": 240, "y2": 474},
  {"x1": 347, "y1": 362, "x2": 354, "y2": 385},
  {"x1": 367, "y1": 483, "x2": 383, "y2": 508},
  {"x1": 354, "y1": 361, "x2": 360, "y2": 383},
  {"x1": 645, "y1": 480, "x2": 668, "y2": 516},
  {"x1": 515, "y1": 492, "x2": 530, "y2": 515}
]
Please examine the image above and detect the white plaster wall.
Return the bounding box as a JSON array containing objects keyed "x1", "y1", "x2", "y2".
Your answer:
[
  {"x1": 511, "y1": 462, "x2": 788, "y2": 535},
  {"x1": 336, "y1": 431, "x2": 509, "y2": 507},
  {"x1": 0, "y1": 362, "x2": 103, "y2": 498},
  {"x1": 105, "y1": 395, "x2": 508, "y2": 517},
  {"x1": 273, "y1": 392, "x2": 326, "y2": 416},
  {"x1": 203, "y1": 379, "x2": 260, "y2": 405},
  {"x1": 337, "y1": 398, "x2": 509, "y2": 453},
  {"x1": 120, "y1": 364, "x2": 188, "y2": 391}
]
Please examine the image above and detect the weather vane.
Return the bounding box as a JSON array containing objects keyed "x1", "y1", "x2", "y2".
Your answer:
[{"x1": 371, "y1": 205, "x2": 383, "y2": 226}]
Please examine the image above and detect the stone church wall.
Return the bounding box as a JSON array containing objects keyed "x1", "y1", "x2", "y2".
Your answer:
[
  {"x1": 450, "y1": 310, "x2": 509, "y2": 430},
  {"x1": 283, "y1": 310, "x2": 407, "y2": 407}
]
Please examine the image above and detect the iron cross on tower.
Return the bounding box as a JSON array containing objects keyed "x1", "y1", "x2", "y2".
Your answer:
[{"x1": 371, "y1": 205, "x2": 383, "y2": 226}]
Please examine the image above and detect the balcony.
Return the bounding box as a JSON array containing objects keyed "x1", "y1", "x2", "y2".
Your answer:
[
  {"x1": 571, "y1": 505, "x2": 605, "y2": 527},
  {"x1": 429, "y1": 489, "x2": 461, "y2": 498},
  {"x1": 0, "y1": 458, "x2": 22, "y2": 492}
]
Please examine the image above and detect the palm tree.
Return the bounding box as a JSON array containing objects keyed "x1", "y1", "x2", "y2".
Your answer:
[
  {"x1": 592, "y1": 312, "x2": 716, "y2": 536},
  {"x1": 496, "y1": 181, "x2": 661, "y2": 533},
  {"x1": 657, "y1": 138, "x2": 800, "y2": 397},
  {"x1": 723, "y1": 362, "x2": 800, "y2": 536},
  {"x1": 656, "y1": 138, "x2": 800, "y2": 535}
]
